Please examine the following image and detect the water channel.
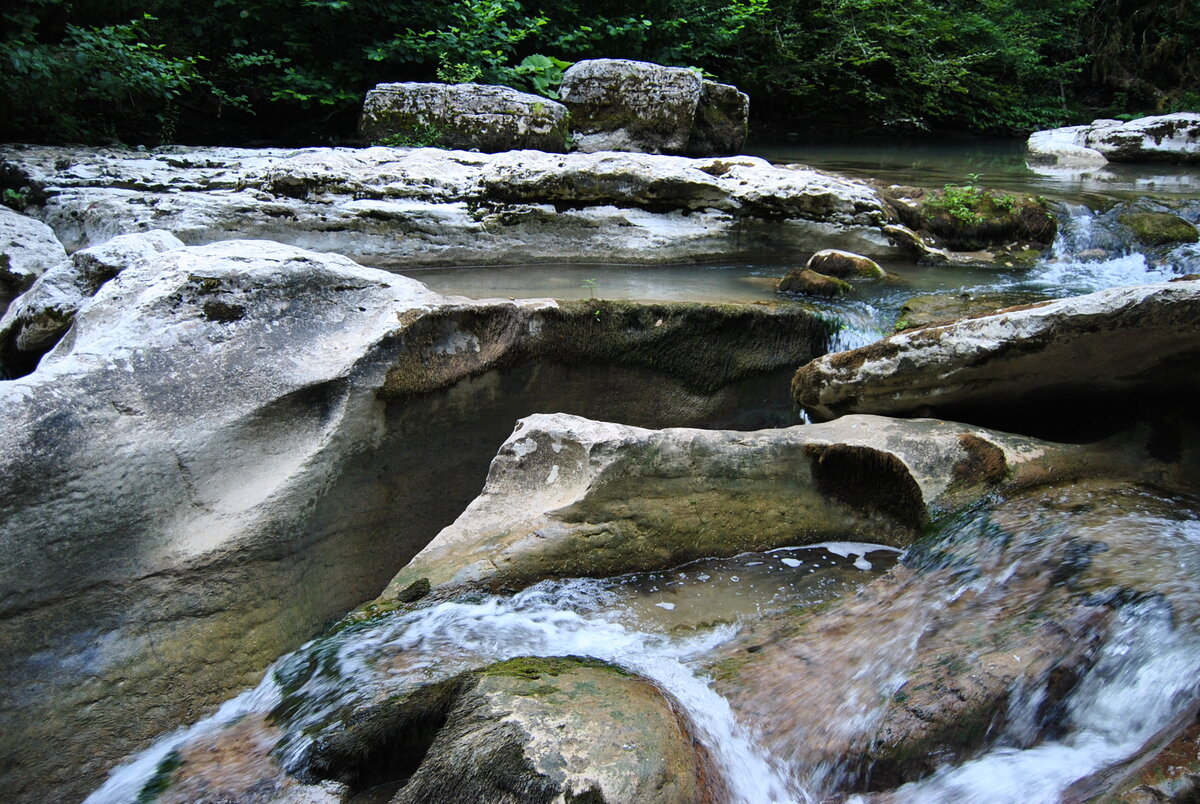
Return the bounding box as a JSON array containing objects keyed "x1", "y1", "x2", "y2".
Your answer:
[{"x1": 85, "y1": 142, "x2": 1200, "y2": 803}]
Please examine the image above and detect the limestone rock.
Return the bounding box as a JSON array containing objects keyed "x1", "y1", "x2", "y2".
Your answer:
[
  {"x1": 1086, "y1": 113, "x2": 1200, "y2": 164},
  {"x1": 806, "y1": 248, "x2": 885, "y2": 280},
  {"x1": 1028, "y1": 114, "x2": 1200, "y2": 165},
  {"x1": 0, "y1": 240, "x2": 834, "y2": 802},
  {"x1": 0, "y1": 206, "x2": 67, "y2": 316},
  {"x1": 1026, "y1": 124, "x2": 1109, "y2": 167},
  {"x1": 560, "y1": 59, "x2": 704, "y2": 154},
  {"x1": 687, "y1": 80, "x2": 750, "y2": 156},
  {"x1": 359, "y1": 82, "x2": 569, "y2": 153},
  {"x1": 792, "y1": 280, "x2": 1200, "y2": 422},
  {"x1": 378, "y1": 412, "x2": 1056, "y2": 597},
  {"x1": 777, "y1": 267, "x2": 850, "y2": 297},
  {"x1": 0, "y1": 144, "x2": 904, "y2": 265},
  {"x1": 390, "y1": 659, "x2": 717, "y2": 804},
  {"x1": 0, "y1": 229, "x2": 183, "y2": 373}
]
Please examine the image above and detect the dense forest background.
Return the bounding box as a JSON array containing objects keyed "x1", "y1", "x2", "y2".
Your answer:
[{"x1": 3, "y1": 0, "x2": 1198, "y2": 145}]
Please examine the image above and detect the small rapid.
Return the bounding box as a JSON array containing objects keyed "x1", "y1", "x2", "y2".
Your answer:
[{"x1": 88, "y1": 544, "x2": 898, "y2": 804}]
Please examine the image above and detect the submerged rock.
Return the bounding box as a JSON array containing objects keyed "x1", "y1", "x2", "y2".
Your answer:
[
  {"x1": 1118, "y1": 211, "x2": 1199, "y2": 246},
  {"x1": 0, "y1": 206, "x2": 67, "y2": 316},
  {"x1": 892, "y1": 291, "x2": 1050, "y2": 332},
  {"x1": 0, "y1": 145, "x2": 900, "y2": 266},
  {"x1": 806, "y1": 248, "x2": 885, "y2": 280},
  {"x1": 359, "y1": 82, "x2": 570, "y2": 153},
  {"x1": 792, "y1": 280, "x2": 1200, "y2": 424},
  {"x1": 777, "y1": 267, "x2": 850, "y2": 296},
  {"x1": 0, "y1": 239, "x2": 831, "y2": 802}
]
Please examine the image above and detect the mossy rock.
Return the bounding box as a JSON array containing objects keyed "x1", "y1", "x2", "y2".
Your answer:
[
  {"x1": 893, "y1": 292, "x2": 1050, "y2": 331},
  {"x1": 807, "y1": 249, "x2": 886, "y2": 280},
  {"x1": 777, "y1": 268, "x2": 851, "y2": 297},
  {"x1": 1118, "y1": 212, "x2": 1200, "y2": 246}
]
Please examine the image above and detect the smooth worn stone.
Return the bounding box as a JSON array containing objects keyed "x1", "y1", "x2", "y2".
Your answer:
[
  {"x1": 560, "y1": 58, "x2": 704, "y2": 154},
  {"x1": 777, "y1": 267, "x2": 850, "y2": 296},
  {"x1": 359, "y1": 82, "x2": 570, "y2": 153},
  {"x1": 376, "y1": 412, "x2": 1062, "y2": 598},
  {"x1": 792, "y1": 280, "x2": 1200, "y2": 423},
  {"x1": 0, "y1": 239, "x2": 833, "y2": 803},
  {"x1": 0, "y1": 229, "x2": 184, "y2": 374},
  {"x1": 806, "y1": 248, "x2": 885, "y2": 280},
  {"x1": 1026, "y1": 124, "x2": 1109, "y2": 167},
  {"x1": 0, "y1": 205, "x2": 67, "y2": 316},
  {"x1": 1085, "y1": 113, "x2": 1200, "y2": 164},
  {"x1": 0, "y1": 144, "x2": 905, "y2": 265}
]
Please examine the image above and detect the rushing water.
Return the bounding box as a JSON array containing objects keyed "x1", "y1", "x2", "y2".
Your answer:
[
  {"x1": 88, "y1": 487, "x2": 1200, "y2": 804},
  {"x1": 86, "y1": 543, "x2": 899, "y2": 804},
  {"x1": 83, "y1": 146, "x2": 1200, "y2": 803}
]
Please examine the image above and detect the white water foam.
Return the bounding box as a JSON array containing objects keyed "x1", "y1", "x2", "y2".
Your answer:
[
  {"x1": 87, "y1": 579, "x2": 806, "y2": 804},
  {"x1": 878, "y1": 600, "x2": 1200, "y2": 804}
]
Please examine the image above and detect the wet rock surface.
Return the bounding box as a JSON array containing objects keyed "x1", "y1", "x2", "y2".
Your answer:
[
  {"x1": 0, "y1": 144, "x2": 899, "y2": 266},
  {"x1": 359, "y1": 82, "x2": 570, "y2": 153},
  {"x1": 376, "y1": 411, "x2": 1067, "y2": 598},
  {"x1": 892, "y1": 291, "x2": 1050, "y2": 331},
  {"x1": 0, "y1": 240, "x2": 833, "y2": 802},
  {"x1": 792, "y1": 279, "x2": 1200, "y2": 425}
]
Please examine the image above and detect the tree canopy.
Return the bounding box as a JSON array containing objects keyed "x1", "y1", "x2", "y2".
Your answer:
[{"x1": 2, "y1": 0, "x2": 1196, "y2": 144}]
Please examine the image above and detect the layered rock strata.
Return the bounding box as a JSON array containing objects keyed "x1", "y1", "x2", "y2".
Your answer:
[{"x1": 0, "y1": 145, "x2": 897, "y2": 266}]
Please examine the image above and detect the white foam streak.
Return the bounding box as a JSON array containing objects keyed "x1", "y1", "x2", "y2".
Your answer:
[{"x1": 888, "y1": 603, "x2": 1200, "y2": 804}]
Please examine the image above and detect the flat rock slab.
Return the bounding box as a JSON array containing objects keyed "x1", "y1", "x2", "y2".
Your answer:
[
  {"x1": 793, "y1": 280, "x2": 1200, "y2": 422},
  {"x1": 0, "y1": 144, "x2": 899, "y2": 266}
]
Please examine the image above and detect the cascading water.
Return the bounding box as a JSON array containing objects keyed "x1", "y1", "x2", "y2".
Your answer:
[
  {"x1": 1014, "y1": 203, "x2": 1184, "y2": 295},
  {"x1": 87, "y1": 544, "x2": 900, "y2": 804}
]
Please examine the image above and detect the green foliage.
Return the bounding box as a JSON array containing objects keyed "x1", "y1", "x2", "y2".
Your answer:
[
  {"x1": 1, "y1": 0, "x2": 1195, "y2": 143},
  {"x1": 2, "y1": 188, "x2": 29, "y2": 211},
  {"x1": 374, "y1": 124, "x2": 444, "y2": 148},
  {"x1": 581, "y1": 277, "x2": 599, "y2": 299},
  {"x1": 923, "y1": 182, "x2": 1028, "y2": 224}
]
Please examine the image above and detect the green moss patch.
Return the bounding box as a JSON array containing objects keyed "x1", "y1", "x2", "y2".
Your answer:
[{"x1": 1118, "y1": 212, "x2": 1200, "y2": 246}]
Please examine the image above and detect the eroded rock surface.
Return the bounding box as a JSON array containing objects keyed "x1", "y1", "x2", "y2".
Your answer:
[
  {"x1": 0, "y1": 229, "x2": 183, "y2": 374},
  {"x1": 0, "y1": 240, "x2": 832, "y2": 802},
  {"x1": 0, "y1": 205, "x2": 67, "y2": 316},
  {"x1": 1028, "y1": 113, "x2": 1200, "y2": 165},
  {"x1": 793, "y1": 279, "x2": 1200, "y2": 423},
  {"x1": 0, "y1": 145, "x2": 899, "y2": 265},
  {"x1": 376, "y1": 412, "x2": 1063, "y2": 598}
]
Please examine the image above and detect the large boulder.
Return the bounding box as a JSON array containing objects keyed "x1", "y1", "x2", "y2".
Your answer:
[
  {"x1": 688, "y1": 79, "x2": 750, "y2": 156},
  {"x1": 0, "y1": 206, "x2": 67, "y2": 317},
  {"x1": 0, "y1": 240, "x2": 834, "y2": 802},
  {"x1": 1028, "y1": 114, "x2": 1200, "y2": 165},
  {"x1": 0, "y1": 229, "x2": 183, "y2": 374},
  {"x1": 559, "y1": 59, "x2": 749, "y2": 156},
  {"x1": 792, "y1": 280, "x2": 1200, "y2": 424},
  {"x1": 359, "y1": 82, "x2": 570, "y2": 153},
  {"x1": 376, "y1": 412, "x2": 1063, "y2": 598},
  {"x1": 560, "y1": 59, "x2": 703, "y2": 154},
  {"x1": 0, "y1": 145, "x2": 902, "y2": 266}
]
